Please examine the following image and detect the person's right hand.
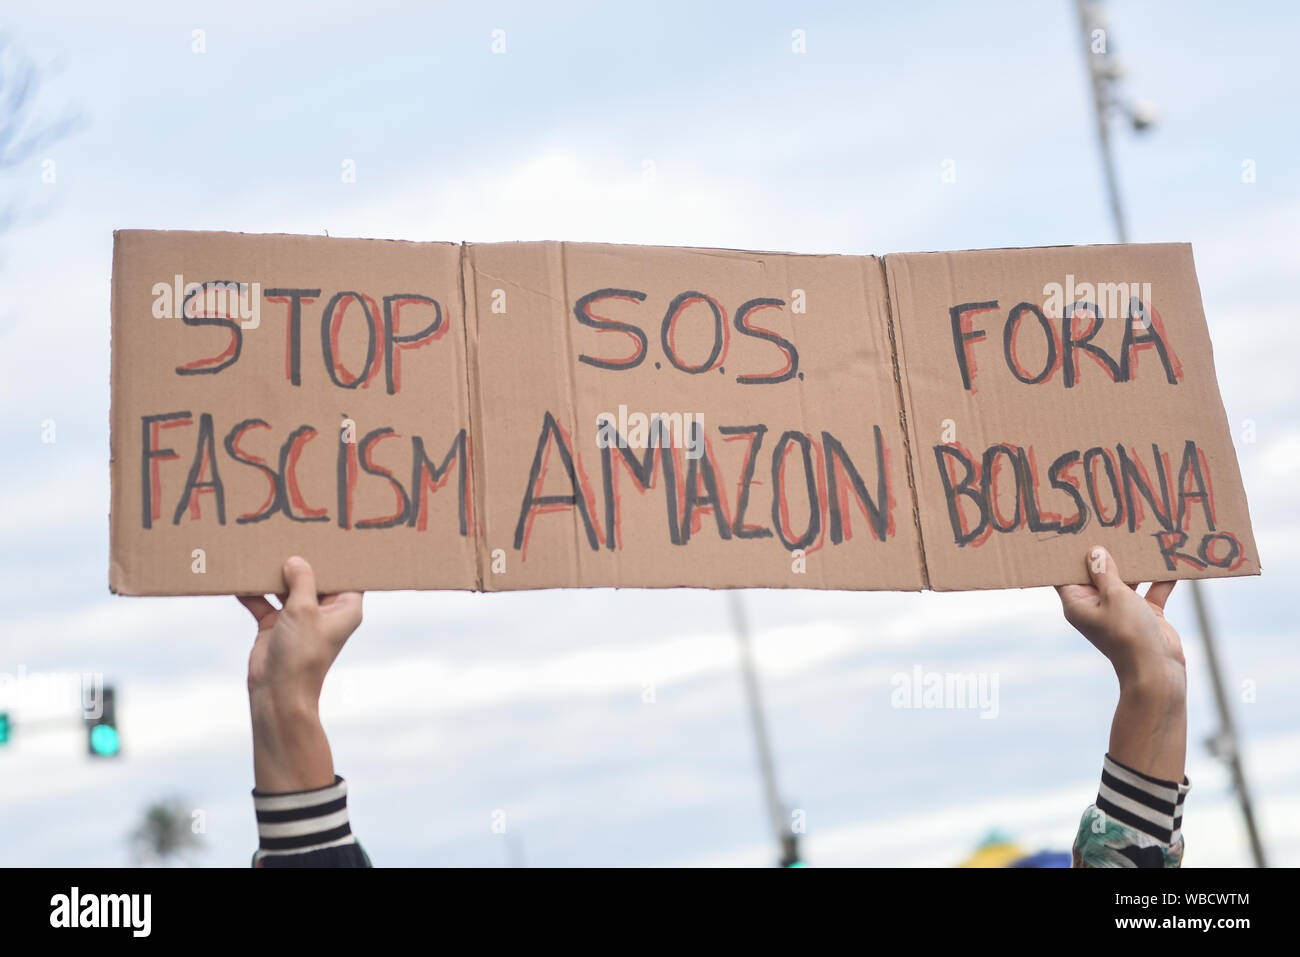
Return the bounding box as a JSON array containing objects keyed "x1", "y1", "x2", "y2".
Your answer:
[
  {"x1": 238, "y1": 556, "x2": 363, "y2": 712},
  {"x1": 237, "y1": 556, "x2": 363, "y2": 793}
]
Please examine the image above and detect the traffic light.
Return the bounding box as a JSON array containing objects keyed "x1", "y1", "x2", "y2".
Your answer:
[
  {"x1": 86, "y1": 686, "x2": 121, "y2": 758},
  {"x1": 0, "y1": 711, "x2": 10, "y2": 746}
]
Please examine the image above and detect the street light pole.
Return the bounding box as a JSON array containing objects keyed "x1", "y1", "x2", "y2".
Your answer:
[
  {"x1": 729, "y1": 591, "x2": 797, "y2": 866},
  {"x1": 1189, "y1": 583, "x2": 1269, "y2": 867},
  {"x1": 1074, "y1": 0, "x2": 1267, "y2": 867},
  {"x1": 1077, "y1": 7, "x2": 1130, "y2": 244}
]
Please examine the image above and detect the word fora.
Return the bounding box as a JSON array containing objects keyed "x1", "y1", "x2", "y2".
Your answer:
[
  {"x1": 948, "y1": 296, "x2": 1182, "y2": 391},
  {"x1": 164, "y1": 281, "x2": 448, "y2": 396},
  {"x1": 933, "y1": 438, "x2": 1245, "y2": 572}
]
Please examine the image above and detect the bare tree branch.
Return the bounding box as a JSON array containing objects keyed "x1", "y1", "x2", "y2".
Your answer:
[{"x1": 0, "y1": 34, "x2": 80, "y2": 170}]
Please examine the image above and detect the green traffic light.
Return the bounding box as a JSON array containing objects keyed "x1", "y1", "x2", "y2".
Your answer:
[
  {"x1": 90, "y1": 723, "x2": 120, "y2": 757},
  {"x1": 0, "y1": 712, "x2": 10, "y2": 745}
]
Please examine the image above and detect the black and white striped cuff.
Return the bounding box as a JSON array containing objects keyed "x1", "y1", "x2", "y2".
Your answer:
[
  {"x1": 252, "y1": 775, "x2": 356, "y2": 856},
  {"x1": 1096, "y1": 754, "x2": 1190, "y2": 845}
]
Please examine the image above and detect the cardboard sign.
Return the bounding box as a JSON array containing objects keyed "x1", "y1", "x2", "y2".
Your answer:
[
  {"x1": 110, "y1": 231, "x2": 476, "y2": 594},
  {"x1": 886, "y1": 244, "x2": 1258, "y2": 589},
  {"x1": 108, "y1": 231, "x2": 1259, "y2": 595}
]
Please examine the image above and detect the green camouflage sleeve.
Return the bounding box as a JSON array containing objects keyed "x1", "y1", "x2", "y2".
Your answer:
[{"x1": 1073, "y1": 754, "x2": 1190, "y2": 868}]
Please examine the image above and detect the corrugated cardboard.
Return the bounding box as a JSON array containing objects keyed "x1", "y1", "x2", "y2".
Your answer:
[
  {"x1": 885, "y1": 243, "x2": 1258, "y2": 589},
  {"x1": 108, "y1": 231, "x2": 1258, "y2": 594},
  {"x1": 463, "y1": 242, "x2": 922, "y2": 590},
  {"x1": 110, "y1": 231, "x2": 475, "y2": 594}
]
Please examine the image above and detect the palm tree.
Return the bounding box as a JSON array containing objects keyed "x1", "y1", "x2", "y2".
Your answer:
[{"x1": 129, "y1": 797, "x2": 204, "y2": 867}]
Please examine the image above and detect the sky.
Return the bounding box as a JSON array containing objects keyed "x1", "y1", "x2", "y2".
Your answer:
[{"x1": 0, "y1": 0, "x2": 1297, "y2": 867}]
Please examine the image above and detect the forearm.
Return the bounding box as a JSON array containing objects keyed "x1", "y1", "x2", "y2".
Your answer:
[
  {"x1": 1074, "y1": 663, "x2": 1190, "y2": 868},
  {"x1": 250, "y1": 692, "x2": 335, "y2": 793},
  {"x1": 239, "y1": 561, "x2": 368, "y2": 866},
  {"x1": 1058, "y1": 548, "x2": 1190, "y2": 867},
  {"x1": 248, "y1": 695, "x2": 371, "y2": 867},
  {"x1": 1107, "y1": 662, "x2": 1187, "y2": 784}
]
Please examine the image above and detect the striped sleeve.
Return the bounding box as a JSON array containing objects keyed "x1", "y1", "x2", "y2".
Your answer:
[
  {"x1": 1072, "y1": 754, "x2": 1190, "y2": 868},
  {"x1": 251, "y1": 775, "x2": 371, "y2": 868}
]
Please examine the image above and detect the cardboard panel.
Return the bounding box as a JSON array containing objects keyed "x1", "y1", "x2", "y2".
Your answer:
[
  {"x1": 885, "y1": 243, "x2": 1259, "y2": 589},
  {"x1": 464, "y1": 242, "x2": 925, "y2": 590},
  {"x1": 108, "y1": 231, "x2": 1258, "y2": 595},
  {"x1": 109, "y1": 230, "x2": 476, "y2": 595}
]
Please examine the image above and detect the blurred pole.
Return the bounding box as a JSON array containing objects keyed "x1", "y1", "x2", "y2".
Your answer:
[
  {"x1": 505, "y1": 833, "x2": 526, "y2": 868},
  {"x1": 1189, "y1": 585, "x2": 1267, "y2": 867},
  {"x1": 1077, "y1": 5, "x2": 1129, "y2": 244},
  {"x1": 1074, "y1": 0, "x2": 1266, "y2": 867},
  {"x1": 729, "y1": 592, "x2": 793, "y2": 865}
]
